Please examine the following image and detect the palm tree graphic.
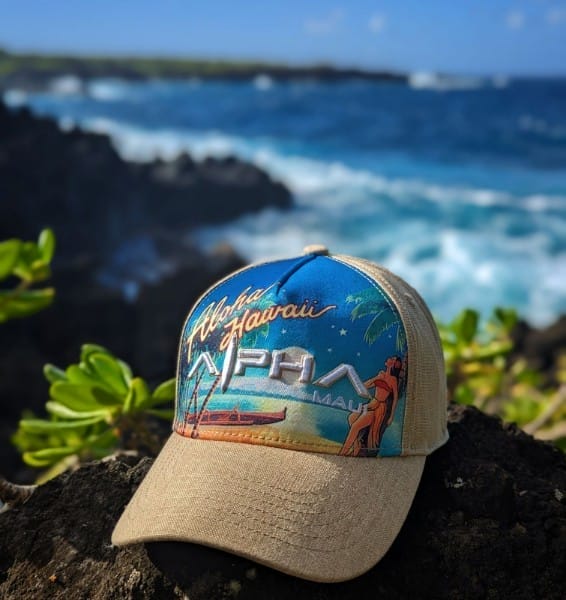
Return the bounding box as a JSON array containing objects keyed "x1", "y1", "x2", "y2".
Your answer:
[{"x1": 347, "y1": 288, "x2": 406, "y2": 351}]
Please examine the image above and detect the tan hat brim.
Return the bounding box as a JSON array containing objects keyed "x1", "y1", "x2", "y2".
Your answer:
[{"x1": 112, "y1": 432, "x2": 425, "y2": 583}]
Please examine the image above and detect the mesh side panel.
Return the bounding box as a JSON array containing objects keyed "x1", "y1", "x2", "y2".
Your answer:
[{"x1": 335, "y1": 256, "x2": 448, "y2": 455}]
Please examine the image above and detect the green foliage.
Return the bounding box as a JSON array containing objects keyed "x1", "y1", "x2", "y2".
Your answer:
[
  {"x1": 0, "y1": 48, "x2": 287, "y2": 79},
  {"x1": 12, "y1": 344, "x2": 175, "y2": 482},
  {"x1": 439, "y1": 307, "x2": 566, "y2": 450},
  {"x1": 0, "y1": 229, "x2": 56, "y2": 323}
]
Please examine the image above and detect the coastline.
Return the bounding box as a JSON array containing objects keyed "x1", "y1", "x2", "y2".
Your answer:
[
  {"x1": 0, "y1": 49, "x2": 407, "y2": 92},
  {"x1": 0, "y1": 99, "x2": 292, "y2": 482}
]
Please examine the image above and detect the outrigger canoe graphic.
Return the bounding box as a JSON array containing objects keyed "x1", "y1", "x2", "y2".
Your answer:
[
  {"x1": 185, "y1": 407, "x2": 287, "y2": 426},
  {"x1": 183, "y1": 370, "x2": 287, "y2": 438}
]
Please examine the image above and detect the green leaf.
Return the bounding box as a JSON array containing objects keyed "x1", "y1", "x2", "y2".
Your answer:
[
  {"x1": 23, "y1": 446, "x2": 78, "y2": 468},
  {"x1": 472, "y1": 341, "x2": 513, "y2": 360},
  {"x1": 84, "y1": 427, "x2": 119, "y2": 449},
  {"x1": 87, "y1": 353, "x2": 129, "y2": 395},
  {"x1": 43, "y1": 364, "x2": 67, "y2": 384},
  {"x1": 117, "y1": 360, "x2": 133, "y2": 386},
  {"x1": 0, "y1": 288, "x2": 54, "y2": 322},
  {"x1": 12, "y1": 241, "x2": 39, "y2": 281},
  {"x1": 0, "y1": 239, "x2": 21, "y2": 280},
  {"x1": 45, "y1": 400, "x2": 112, "y2": 420},
  {"x1": 493, "y1": 307, "x2": 518, "y2": 333},
  {"x1": 131, "y1": 377, "x2": 151, "y2": 410},
  {"x1": 38, "y1": 228, "x2": 56, "y2": 263},
  {"x1": 147, "y1": 408, "x2": 175, "y2": 420},
  {"x1": 123, "y1": 385, "x2": 135, "y2": 414},
  {"x1": 454, "y1": 309, "x2": 479, "y2": 344},
  {"x1": 80, "y1": 344, "x2": 113, "y2": 363},
  {"x1": 19, "y1": 415, "x2": 105, "y2": 434},
  {"x1": 29, "y1": 259, "x2": 51, "y2": 282},
  {"x1": 454, "y1": 384, "x2": 475, "y2": 405},
  {"x1": 151, "y1": 378, "x2": 176, "y2": 403},
  {"x1": 65, "y1": 364, "x2": 96, "y2": 386},
  {"x1": 50, "y1": 381, "x2": 121, "y2": 410}
]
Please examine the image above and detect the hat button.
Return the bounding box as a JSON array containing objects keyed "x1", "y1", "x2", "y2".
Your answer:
[{"x1": 302, "y1": 244, "x2": 329, "y2": 256}]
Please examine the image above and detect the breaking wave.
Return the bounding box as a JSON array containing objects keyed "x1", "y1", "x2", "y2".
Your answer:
[{"x1": 73, "y1": 118, "x2": 566, "y2": 326}]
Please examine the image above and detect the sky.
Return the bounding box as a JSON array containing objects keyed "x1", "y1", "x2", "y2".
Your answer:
[{"x1": 1, "y1": 1, "x2": 566, "y2": 76}]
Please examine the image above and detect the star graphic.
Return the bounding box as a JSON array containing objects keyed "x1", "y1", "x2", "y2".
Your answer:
[
  {"x1": 281, "y1": 328, "x2": 287, "y2": 334},
  {"x1": 327, "y1": 348, "x2": 333, "y2": 353},
  {"x1": 331, "y1": 324, "x2": 335, "y2": 329},
  {"x1": 339, "y1": 328, "x2": 347, "y2": 336}
]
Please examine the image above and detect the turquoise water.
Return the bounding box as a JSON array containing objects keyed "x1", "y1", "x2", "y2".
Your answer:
[{"x1": 5, "y1": 74, "x2": 566, "y2": 324}]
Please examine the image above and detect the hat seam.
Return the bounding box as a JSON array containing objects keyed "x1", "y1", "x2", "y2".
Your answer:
[
  {"x1": 179, "y1": 428, "x2": 345, "y2": 451},
  {"x1": 148, "y1": 491, "x2": 364, "y2": 537},
  {"x1": 131, "y1": 495, "x2": 382, "y2": 552},
  {"x1": 329, "y1": 256, "x2": 400, "y2": 327}
]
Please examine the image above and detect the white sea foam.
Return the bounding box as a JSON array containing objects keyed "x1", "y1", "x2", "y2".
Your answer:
[
  {"x1": 492, "y1": 75, "x2": 510, "y2": 89},
  {"x1": 409, "y1": 71, "x2": 485, "y2": 91},
  {"x1": 519, "y1": 115, "x2": 566, "y2": 141},
  {"x1": 253, "y1": 74, "x2": 274, "y2": 91},
  {"x1": 86, "y1": 79, "x2": 129, "y2": 101},
  {"x1": 78, "y1": 117, "x2": 566, "y2": 215},
  {"x1": 3, "y1": 89, "x2": 28, "y2": 107},
  {"x1": 57, "y1": 117, "x2": 566, "y2": 324},
  {"x1": 49, "y1": 75, "x2": 83, "y2": 96}
]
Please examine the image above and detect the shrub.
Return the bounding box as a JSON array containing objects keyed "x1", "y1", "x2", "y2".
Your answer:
[
  {"x1": 0, "y1": 228, "x2": 55, "y2": 322},
  {"x1": 12, "y1": 344, "x2": 175, "y2": 483},
  {"x1": 439, "y1": 308, "x2": 565, "y2": 450}
]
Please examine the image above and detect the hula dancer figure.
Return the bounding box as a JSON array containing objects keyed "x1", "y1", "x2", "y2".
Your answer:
[{"x1": 339, "y1": 356, "x2": 403, "y2": 457}]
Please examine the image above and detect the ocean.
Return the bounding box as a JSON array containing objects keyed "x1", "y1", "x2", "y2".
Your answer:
[{"x1": 4, "y1": 73, "x2": 566, "y2": 326}]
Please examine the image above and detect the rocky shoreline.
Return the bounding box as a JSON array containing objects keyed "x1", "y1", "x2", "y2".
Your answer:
[
  {"x1": 0, "y1": 100, "x2": 291, "y2": 481},
  {"x1": 0, "y1": 49, "x2": 407, "y2": 92},
  {"x1": 0, "y1": 100, "x2": 291, "y2": 258}
]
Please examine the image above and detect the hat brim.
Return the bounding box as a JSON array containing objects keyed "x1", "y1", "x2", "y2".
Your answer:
[{"x1": 112, "y1": 432, "x2": 424, "y2": 583}]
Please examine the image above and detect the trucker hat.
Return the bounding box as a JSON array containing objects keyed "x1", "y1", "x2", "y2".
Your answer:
[{"x1": 112, "y1": 245, "x2": 448, "y2": 582}]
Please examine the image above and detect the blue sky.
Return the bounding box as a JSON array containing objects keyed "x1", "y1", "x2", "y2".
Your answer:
[{"x1": 1, "y1": 1, "x2": 565, "y2": 75}]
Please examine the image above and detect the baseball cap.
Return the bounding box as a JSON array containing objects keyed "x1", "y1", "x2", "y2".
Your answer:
[{"x1": 112, "y1": 245, "x2": 448, "y2": 582}]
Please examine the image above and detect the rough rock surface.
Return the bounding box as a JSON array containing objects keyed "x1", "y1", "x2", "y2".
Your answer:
[
  {"x1": 1, "y1": 405, "x2": 565, "y2": 599},
  {"x1": 0, "y1": 101, "x2": 291, "y2": 258}
]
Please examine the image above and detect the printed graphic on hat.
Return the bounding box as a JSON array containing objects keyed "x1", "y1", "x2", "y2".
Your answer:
[{"x1": 174, "y1": 255, "x2": 409, "y2": 457}]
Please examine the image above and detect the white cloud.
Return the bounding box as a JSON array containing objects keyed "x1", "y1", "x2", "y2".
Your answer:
[
  {"x1": 304, "y1": 9, "x2": 344, "y2": 35},
  {"x1": 505, "y1": 10, "x2": 525, "y2": 30},
  {"x1": 368, "y1": 13, "x2": 386, "y2": 34},
  {"x1": 546, "y1": 7, "x2": 566, "y2": 25}
]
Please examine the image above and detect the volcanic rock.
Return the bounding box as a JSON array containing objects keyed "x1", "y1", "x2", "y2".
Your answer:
[
  {"x1": 0, "y1": 405, "x2": 564, "y2": 599},
  {"x1": 0, "y1": 100, "x2": 292, "y2": 258}
]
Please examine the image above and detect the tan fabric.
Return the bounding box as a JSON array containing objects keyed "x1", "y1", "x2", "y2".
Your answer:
[
  {"x1": 333, "y1": 255, "x2": 448, "y2": 454},
  {"x1": 112, "y1": 433, "x2": 425, "y2": 582}
]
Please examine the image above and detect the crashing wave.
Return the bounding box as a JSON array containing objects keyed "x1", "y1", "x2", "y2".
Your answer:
[{"x1": 409, "y1": 71, "x2": 485, "y2": 91}]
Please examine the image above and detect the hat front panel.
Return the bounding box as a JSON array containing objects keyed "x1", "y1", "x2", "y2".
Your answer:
[{"x1": 175, "y1": 255, "x2": 409, "y2": 457}]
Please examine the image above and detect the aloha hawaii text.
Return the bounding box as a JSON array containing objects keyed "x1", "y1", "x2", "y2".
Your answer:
[{"x1": 185, "y1": 284, "x2": 336, "y2": 361}]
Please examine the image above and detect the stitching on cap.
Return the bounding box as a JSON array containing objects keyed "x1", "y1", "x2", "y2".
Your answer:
[
  {"x1": 181, "y1": 427, "x2": 341, "y2": 450},
  {"x1": 156, "y1": 492, "x2": 367, "y2": 551}
]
